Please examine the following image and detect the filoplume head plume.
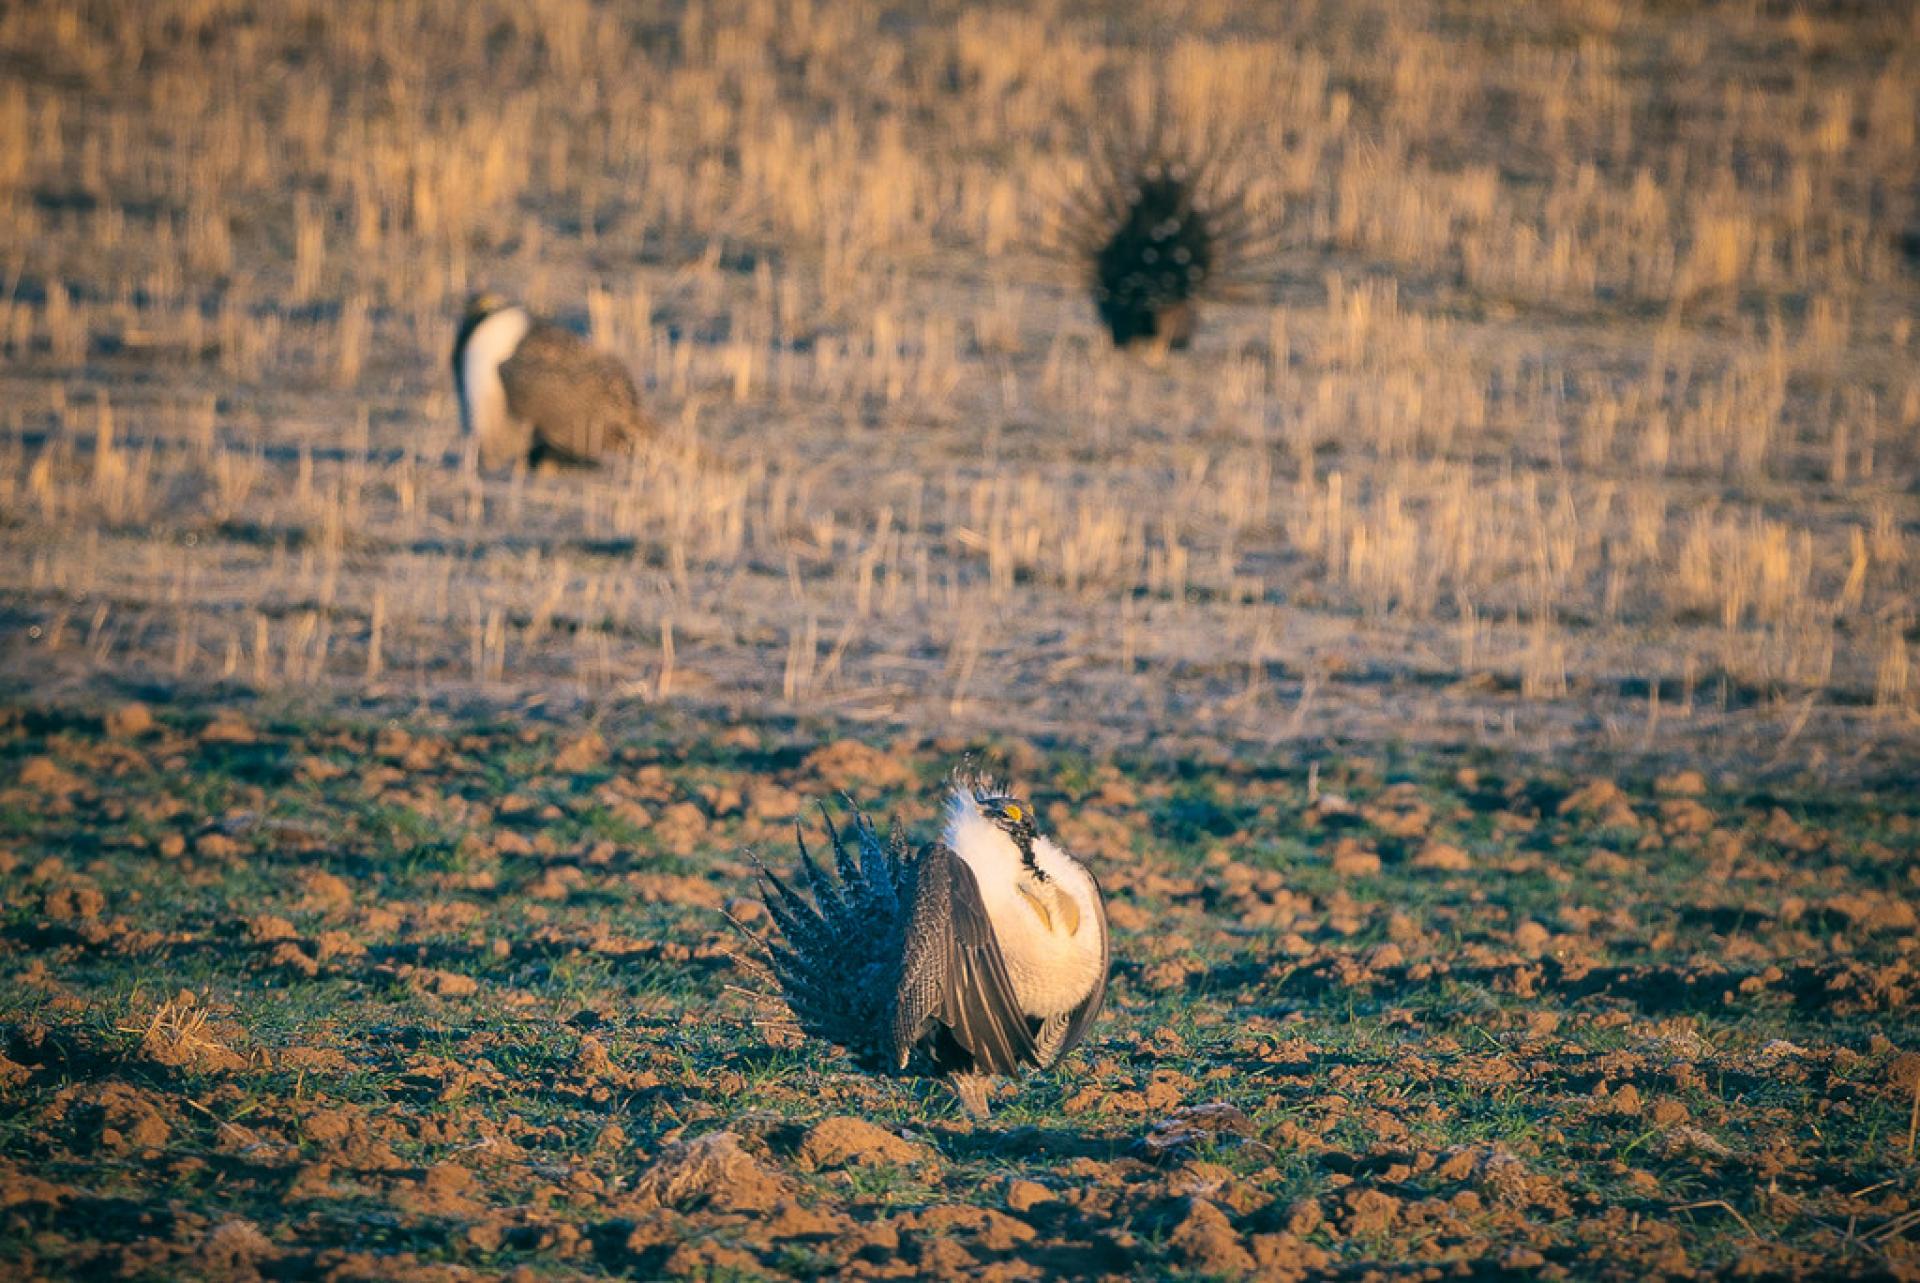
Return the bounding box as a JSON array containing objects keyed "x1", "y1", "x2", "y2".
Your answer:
[{"x1": 1048, "y1": 99, "x2": 1284, "y2": 351}]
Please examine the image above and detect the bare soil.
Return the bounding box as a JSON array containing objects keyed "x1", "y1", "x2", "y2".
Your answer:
[{"x1": 0, "y1": 703, "x2": 1915, "y2": 1278}]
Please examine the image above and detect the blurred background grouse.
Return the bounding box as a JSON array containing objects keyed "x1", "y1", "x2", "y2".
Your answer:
[
  {"x1": 452, "y1": 293, "x2": 654, "y2": 470},
  {"x1": 1054, "y1": 113, "x2": 1282, "y2": 351}
]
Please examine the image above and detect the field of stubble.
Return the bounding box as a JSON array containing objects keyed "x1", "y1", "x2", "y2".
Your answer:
[{"x1": 1, "y1": 0, "x2": 1917, "y2": 1278}]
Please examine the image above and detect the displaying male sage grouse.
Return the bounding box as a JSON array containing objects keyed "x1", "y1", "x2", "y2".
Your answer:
[
  {"x1": 1053, "y1": 116, "x2": 1282, "y2": 350},
  {"x1": 451, "y1": 293, "x2": 652, "y2": 469},
  {"x1": 752, "y1": 780, "x2": 1109, "y2": 1118}
]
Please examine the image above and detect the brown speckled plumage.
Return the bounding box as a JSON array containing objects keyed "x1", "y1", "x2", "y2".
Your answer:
[
  {"x1": 452, "y1": 294, "x2": 653, "y2": 469},
  {"x1": 497, "y1": 321, "x2": 650, "y2": 465}
]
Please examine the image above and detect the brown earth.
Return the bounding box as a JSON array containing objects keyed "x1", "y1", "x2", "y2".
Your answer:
[{"x1": 0, "y1": 704, "x2": 1914, "y2": 1279}]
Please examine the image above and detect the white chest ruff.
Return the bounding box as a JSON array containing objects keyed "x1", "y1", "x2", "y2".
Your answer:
[
  {"x1": 987, "y1": 876, "x2": 1106, "y2": 1017},
  {"x1": 457, "y1": 307, "x2": 531, "y2": 459},
  {"x1": 946, "y1": 805, "x2": 1105, "y2": 1019}
]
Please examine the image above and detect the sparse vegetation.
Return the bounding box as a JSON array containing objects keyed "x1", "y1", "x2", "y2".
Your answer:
[
  {"x1": 0, "y1": 0, "x2": 1916, "y2": 1278},
  {"x1": 0, "y1": 0, "x2": 1912, "y2": 757},
  {"x1": 1, "y1": 710, "x2": 1916, "y2": 1278}
]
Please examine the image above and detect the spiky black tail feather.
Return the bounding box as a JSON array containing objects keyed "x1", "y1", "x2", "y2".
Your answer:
[
  {"x1": 1044, "y1": 103, "x2": 1285, "y2": 349},
  {"x1": 750, "y1": 805, "x2": 916, "y2": 1066}
]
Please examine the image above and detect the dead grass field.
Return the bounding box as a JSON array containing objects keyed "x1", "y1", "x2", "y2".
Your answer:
[
  {"x1": 0, "y1": 0, "x2": 1917, "y2": 1278},
  {"x1": 0, "y1": 0, "x2": 1915, "y2": 766}
]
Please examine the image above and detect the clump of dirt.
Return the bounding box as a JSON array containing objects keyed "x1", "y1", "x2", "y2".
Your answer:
[
  {"x1": 893, "y1": 1202, "x2": 1037, "y2": 1256},
  {"x1": 18, "y1": 756, "x2": 86, "y2": 799},
  {"x1": 552, "y1": 731, "x2": 608, "y2": 774},
  {"x1": 42, "y1": 882, "x2": 105, "y2": 919},
  {"x1": 798, "y1": 740, "x2": 914, "y2": 791},
  {"x1": 1165, "y1": 1197, "x2": 1254, "y2": 1274},
  {"x1": 796, "y1": 1116, "x2": 937, "y2": 1171},
  {"x1": 1137, "y1": 1102, "x2": 1255, "y2": 1161},
  {"x1": 633, "y1": 1131, "x2": 793, "y2": 1212},
  {"x1": 2, "y1": 706, "x2": 1914, "y2": 1281},
  {"x1": 1329, "y1": 837, "x2": 1381, "y2": 876},
  {"x1": 1410, "y1": 840, "x2": 1471, "y2": 871},
  {"x1": 190, "y1": 1219, "x2": 278, "y2": 1281},
  {"x1": 393, "y1": 1163, "x2": 486, "y2": 1217},
  {"x1": 104, "y1": 703, "x2": 156, "y2": 739},
  {"x1": 137, "y1": 993, "x2": 248, "y2": 1073},
  {"x1": 300, "y1": 1105, "x2": 405, "y2": 1169},
  {"x1": 198, "y1": 713, "x2": 256, "y2": 745},
  {"x1": 54, "y1": 1081, "x2": 174, "y2": 1154}
]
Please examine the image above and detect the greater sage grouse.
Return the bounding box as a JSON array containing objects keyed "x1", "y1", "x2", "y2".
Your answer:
[
  {"x1": 1054, "y1": 117, "x2": 1281, "y2": 351},
  {"x1": 452, "y1": 293, "x2": 653, "y2": 469},
  {"x1": 754, "y1": 780, "x2": 1110, "y2": 1118}
]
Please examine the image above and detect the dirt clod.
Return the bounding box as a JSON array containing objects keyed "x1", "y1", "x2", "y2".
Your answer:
[
  {"x1": 633, "y1": 1131, "x2": 792, "y2": 1212},
  {"x1": 799, "y1": 740, "x2": 913, "y2": 792},
  {"x1": 1167, "y1": 1198, "x2": 1255, "y2": 1274},
  {"x1": 1410, "y1": 840, "x2": 1471, "y2": 871},
  {"x1": 105, "y1": 703, "x2": 156, "y2": 738},
  {"x1": 797, "y1": 1116, "x2": 936, "y2": 1171}
]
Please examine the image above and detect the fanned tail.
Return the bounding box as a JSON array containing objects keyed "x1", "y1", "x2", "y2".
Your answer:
[
  {"x1": 750, "y1": 802, "x2": 916, "y2": 1065},
  {"x1": 1036, "y1": 93, "x2": 1285, "y2": 349}
]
